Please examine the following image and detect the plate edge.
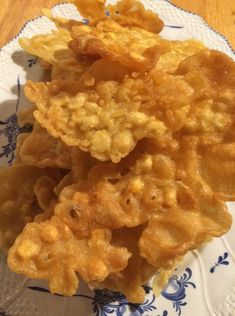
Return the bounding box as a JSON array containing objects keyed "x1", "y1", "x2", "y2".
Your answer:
[
  {"x1": 162, "y1": 0, "x2": 235, "y2": 57},
  {"x1": 0, "y1": 0, "x2": 234, "y2": 58}
]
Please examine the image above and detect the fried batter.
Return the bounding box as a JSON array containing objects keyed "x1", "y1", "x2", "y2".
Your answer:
[
  {"x1": 20, "y1": 29, "x2": 92, "y2": 80},
  {"x1": 174, "y1": 51, "x2": 235, "y2": 198},
  {"x1": 8, "y1": 219, "x2": 131, "y2": 296},
  {"x1": 96, "y1": 225, "x2": 157, "y2": 303},
  {"x1": 70, "y1": 19, "x2": 168, "y2": 71},
  {"x1": 1, "y1": 0, "x2": 234, "y2": 305},
  {"x1": 34, "y1": 175, "x2": 59, "y2": 221},
  {"x1": 139, "y1": 181, "x2": 231, "y2": 268},
  {"x1": 156, "y1": 39, "x2": 205, "y2": 74},
  {"x1": 107, "y1": 0, "x2": 163, "y2": 33},
  {"x1": 7, "y1": 140, "x2": 232, "y2": 300},
  {"x1": 19, "y1": 124, "x2": 71, "y2": 169},
  {"x1": 199, "y1": 142, "x2": 235, "y2": 201},
  {"x1": 70, "y1": 0, "x2": 106, "y2": 24},
  {"x1": 26, "y1": 70, "x2": 194, "y2": 162},
  {"x1": 71, "y1": 0, "x2": 164, "y2": 33},
  {"x1": 0, "y1": 164, "x2": 61, "y2": 252},
  {"x1": 138, "y1": 139, "x2": 232, "y2": 268}
]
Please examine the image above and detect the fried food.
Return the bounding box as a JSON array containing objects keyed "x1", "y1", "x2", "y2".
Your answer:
[
  {"x1": 53, "y1": 149, "x2": 96, "y2": 197},
  {"x1": 156, "y1": 39, "x2": 205, "y2": 74},
  {"x1": 25, "y1": 78, "x2": 165, "y2": 162},
  {"x1": 70, "y1": 0, "x2": 106, "y2": 24},
  {"x1": 42, "y1": 8, "x2": 81, "y2": 32},
  {"x1": 7, "y1": 140, "x2": 232, "y2": 301},
  {"x1": 139, "y1": 181, "x2": 231, "y2": 268},
  {"x1": 26, "y1": 70, "x2": 194, "y2": 162},
  {"x1": 107, "y1": 0, "x2": 164, "y2": 33},
  {"x1": 96, "y1": 225, "x2": 158, "y2": 303},
  {"x1": 137, "y1": 140, "x2": 232, "y2": 268},
  {"x1": 70, "y1": 19, "x2": 168, "y2": 71},
  {"x1": 8, "y1": 220, "x2": 131, "y2": 296},
  {"x1": 20, "y1": 29, "x2": 92, "y2": 81},
  {"x1": 198, "y1": 143, "x2": 235, "y2": 201},
  {"x1": 174, "y1": 50, "x2": 235, "y2": 199},
  {"x1": 0, "y1": 164, "x2": 40, "y2": 252},
  {"x1": 177, "y1": 50, "x2": 235, "y2": 112},
  {"x1": 0, "y1": 0, "x2": 234, "y2": 306},
  {"x1": 20, "y1": 29, "x2": 73, "y2": 67},
  {"x1": 71, "y1": 0, "x2": 164, "y2": 33},
  {"x1": 14, "y1": 133, "x2": 29, "y2": 163},
  {"x1": 63, "y1": 145, "x2": 181, "y2": 231},
  {"x1": 33, "y1": 175, "x2": 59, "y2": 221},
  {"x1": 19, "y1": 124, "x2": 71, "y2": 169},
  {"x1": 0, "y1": 164, "x2": 61, "y2": 252}
]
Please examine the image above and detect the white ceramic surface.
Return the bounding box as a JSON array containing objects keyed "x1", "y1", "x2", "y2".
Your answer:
[{"x1": 0, "y1": 1, "x2": 235, "y2": 315}]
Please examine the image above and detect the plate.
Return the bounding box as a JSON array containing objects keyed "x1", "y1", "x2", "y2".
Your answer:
[{"x1": 0, "y1": 1, "x2": 235, "y2": 315}]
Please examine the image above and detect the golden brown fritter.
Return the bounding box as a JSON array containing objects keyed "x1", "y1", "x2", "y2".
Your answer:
[{"x1": 1, "y1": 0, "x2": 234, "y2": 305}]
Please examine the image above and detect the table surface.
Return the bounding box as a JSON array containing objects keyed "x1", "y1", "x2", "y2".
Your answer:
[{"x1": 0, "y1": 0, "x2": 234, "y2": 49}]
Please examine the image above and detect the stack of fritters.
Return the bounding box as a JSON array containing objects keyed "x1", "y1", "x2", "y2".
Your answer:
[{"x1": 0, "y1": 0, "x2": 234, "y2": 303}]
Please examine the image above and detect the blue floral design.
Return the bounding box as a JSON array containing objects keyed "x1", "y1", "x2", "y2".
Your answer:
[
  {"x1": 28, "y1": 268, "x2": 196, "y2": 316},
  {"x1": 157, "y1": 311, "x2": 168, "y2": 316},
  {"x1": 28, "y1": 286, "x2": 156, "y2": 316},
  {"x1": 27, "y1": 57, "x2": 38, "y2": 68},
  {"x1": 82, "y1": 18, "x2": 89, "y2": 25},
  {"x1": 0, "y1": 76, "x2": 33, "y2": 165},
  {"x1": 92, "y1": 286, "x2": 156, "y2": 316},
  {"x1": 210, "y1": 252, "x2": 229, "y2": 273},
  {"x1": 161, "y1": 268, "x2": 196, "y2": 316}
]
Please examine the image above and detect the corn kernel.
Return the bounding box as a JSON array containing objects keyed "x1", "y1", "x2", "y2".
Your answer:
[
  {"x1": 137, "y1": 156, "x2": 153, "y2": 172},
  {"x1": 113, "y1": 131, "x2": 134, "y2": 152},
  {"x1": 17, "y1": 240, "x2": 40, "y2": 259},
  {"x1": 41, "y1": 225, "x2": 59, "y2": 243},
  {"x1": 91, "y1": 130, "x2": 111, "y2": 152},
  {"x1": 128, "y1": 177, "x2": 144, "y2": 193}
]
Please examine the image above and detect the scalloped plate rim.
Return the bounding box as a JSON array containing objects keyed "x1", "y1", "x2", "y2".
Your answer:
[
  {"x1": 0, "y1": 1, "x2": 235, "y2": 316},
  {"x1": 0, "y1": 0, "x2": 234, "y2": 58}
]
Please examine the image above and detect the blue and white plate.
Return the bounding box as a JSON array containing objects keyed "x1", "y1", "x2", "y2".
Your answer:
[{"x1": 0, "y1": 1, "x2": 235, "y2": 315}]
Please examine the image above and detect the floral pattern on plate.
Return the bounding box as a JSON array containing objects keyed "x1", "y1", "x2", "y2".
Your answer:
[{"x1": 0, "y1": 1, "x2": 235, "y2": 315}]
